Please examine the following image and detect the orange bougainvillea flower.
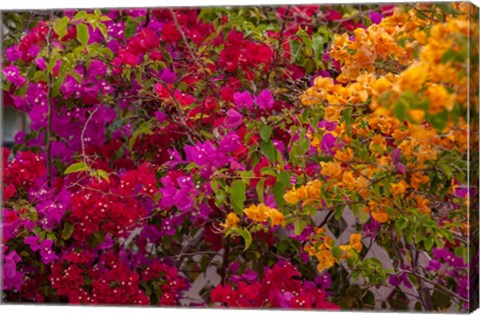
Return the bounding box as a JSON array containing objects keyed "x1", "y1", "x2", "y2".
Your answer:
[
  {"x1": 320, "y1": 161, "x2": 343, "y2": 179},
  {"x1": 390, "y1": 180, "x2": 409, "y2": 196},
  {"x1": 283, "y1": 189, "x2": 300, "y2": 204},
  {"x1": 315, "y1": 250, "x2": 338, "y2": 273},
  {"x1": 371, "y1": 210, "x2": 389, "y2": 223},
  {"x1": 410, "y1": 172, "x2": 430, "y2": 190},
  {"x1": 267, "y1": 208, "x2": 285, "y2": 226},
  {"x1": 221, "y1": 212, "x2": 240, "y2": 231},
  {"x1": 395, "y1": 63, "x2": 429, "y2": 93},
  {"x1": 339, "y1": 233, "x2": 363, "y2": 256},
  {"x1": 243, "y1": 204, "x2": 285, "y2": 227},
  {"x1": 414, "y1": 194, "x2": 431, "y2": 215},
  {"x1": 243, "y1": 204, "x2": 269, "y2": 223}
]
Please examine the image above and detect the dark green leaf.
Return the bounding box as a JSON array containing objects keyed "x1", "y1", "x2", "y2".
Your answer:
[
  {"x1": 259, "y1": 125, "x2": 273, "y2": 142},
  {"x1": 125, "y1": 20, "x2": 137, "y2": 39},
  {"x1": 260, "y1": 140, "x2": 276, "y2": 164},
  {"x1": 61, "y1": 222, "x2": 74, "y2": 240}
]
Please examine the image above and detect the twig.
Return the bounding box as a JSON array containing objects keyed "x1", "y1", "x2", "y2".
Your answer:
[{"x1": 80, "y1": 105, "x2": 101, "y2": 167}]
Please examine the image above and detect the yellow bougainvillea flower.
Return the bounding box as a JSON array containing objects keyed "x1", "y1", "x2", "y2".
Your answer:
[
  {"x1": 334, "y1": 147, "x2": 354, "y2": 162},
  {"x1": 410, "y1": 172, "x2": 430, "y2": 190},
  {"x1": 372, "y1": 77, "x2": 393, "y2": 96},
  {"x1": 371, "y1": 210, "x2": 389, "y2": 223},
  {"x1": 221, "y1": 212, "x2": 240, "y2": 231},
  {"x1": 266, "y1": 208, "x2": 285, "y2": 226},
  {"x1": 408, "y1": 109, "x2": 426, "y2": 123},
  {"x1": 369, "y1": 134, "x2": 387, "y2": 153},
  {"x1": 243, "y1": 204, "x2": 269, "y2": 223},
  {"x1": 283, "y1": 189, "x2": 300, "y2": 204},
  {"x1": 395, "y1": 63, "x2": 429, "y2": 93},
  {"x1": 320, "y1": 161, "x2": 343, "y2": 179},
  {"x1": 315, "y1": 250, "x2": 338, "y2": 273},
  {"x1": 243, "y1": 204, "x2": 285, "y2": 227},
  {"x1": 390, "y1": 180, "x2": 409, "y2": 196},
  {"x1": 349, "y1": 233, "x2": 363, "y2": 252},
  {"x1": 339, "y1": 233, "x2": 363, "y2": 258},
  {"x1": 324, "y1": 106, "x2": 342, "y2": 121},
  {"x1": 424, "y1": 84, "x2": 456, "y2": 113},
  {"x1": 414, "y1": 194, "x2": 431, "y2": 215}
]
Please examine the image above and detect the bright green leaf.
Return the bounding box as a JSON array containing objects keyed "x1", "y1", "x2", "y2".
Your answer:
[
  {"x1": 64, "y1": 162, "x2": 90, "y2": 175},
  {"x1": 76, "y1": 23, "x2": 90, "y2": 46},
  {"x1": 230, "y1": 180, "x2": 246, "y2": 216}
]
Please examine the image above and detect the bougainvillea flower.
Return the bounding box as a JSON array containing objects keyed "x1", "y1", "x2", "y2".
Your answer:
[
  {"x1": 3, "y1": 66, "x2": 26, "y2": 87},
  {"x1": 256, "y1": 89, "x2": 274, "y2": 110},
  {"x1": 224, "y1": 109, "x2": 243, "y2": 129},
  {"x1": 320, "y1": 133, "x2": 336, "y2": 154},
  {"x1": 233, "y1": 91, "x2": 253, "y2": 109},
  {"x1": 160, "y1": 68, "x2": 177, "y2": 84}
]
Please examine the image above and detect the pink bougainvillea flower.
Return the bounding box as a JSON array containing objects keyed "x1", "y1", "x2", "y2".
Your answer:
[
  {"x1": 369, "y1": 12, "x2": 384, "y2": 24},
  {"x1": 233, "y1": 91, "x2": 253, "y2": 109},
  {"x1": 224, "y1": 109, "x2": 243, "y2": 129},
  {"x1": 3, "y1": 66, "x2": 26, "y2": 87},
  {"x1": 320, "y1": 133, "x2": 336, "y2": 154},
  {"x1": 160, "y1": 68, "x2": 177, "y2": 84},
  {"x1": 256, "y1": 89, "x2": 274, "y2": 110},
  {"x1": 2, "y1": 248, "x2": 24, "y2": 291}
]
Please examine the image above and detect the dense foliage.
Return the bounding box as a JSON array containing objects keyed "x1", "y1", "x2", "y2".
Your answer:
[{"x1": 1, "y1": 3, "x2": 478, "y2": 311}]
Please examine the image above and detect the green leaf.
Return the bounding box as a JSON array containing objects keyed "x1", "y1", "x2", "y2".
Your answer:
[
  {"x1": 230, "y1": 180, "x2": 246, "y2": 216},
  {"x1": 277, "y1": 171, "x2": 290, "y2": 187},
  {"x1": 342, "y1": 107, "x2": 353, "y2": 136},
  {"x1": 215, "y1": 190, "x2": 226, "y2": 207},
  {"x1": 89, "y1": 231, "x2": 105, "y2": 248},
  {"x1": 97, "y1": 23, "x2": 108, "y2": 39},
  {"x1": 72, "y1": 11, "x2": 88, "y2": 21},
  {"x1": 53, "y1": 16, "x2": 70, "y2": 40},
  {"x1": 333, "y1": 204, "x2": 345, "y2": 220},
  {"x1": 431, "y1": 290, "x2": 451, "y2": 310},
  {"x1": 64, "y1": 162, "x2": 90, "y2": 175},
  {"x1": 125, "y1": 20, "x2": 137, "y2": 39},
  {"x1": 332, "y1": 246, "x2": 343, "y2": 260},
  {"x1": 76, "y1": 23, "x2": 90, "y2": 46},
  {"x1": 273, "y1": 182, "x2": 286, "y2": 209},
  {"x1": 260, "y1": 141, "x2": 276, "y2": 164},
  {"x1": 423, "y1": 238, "x2": 434, "y2": 251},
  {"x1": 454, "y1": 246, "x2": 466, "y2": 260},
  {"x1": 294, "y1": 218, "x2": 307, "y2": 235},
  {"x1": 259, "y1": 125, "x2": 273, "y2": 142},
  {"x1": 312, "y1": 33, "x2": 324, "y2": 64},
  {"x1": 232, "y1": 228, "x2": 252, "y2": 251},
  {"x1": 428, "y1": 110, "x2": 449, "y2": 131},
  {"x1": 256, "y1": 178, "x2": 265, "y2": 203},
  {"x1": 393, "y1": 101, "x2": 407, "y2": 121},
  {"x1": 438, "y1": 162, "x2": 453, "y2": 178},
  {"x1": 61, "y1": 222, "x2": 74, "y2": 240},
  {"x1": 289, "y1": 40, "x2": 302, "y2": 63},
  {"x1": 93, "y1": 169, "x2": 110, "y2": 182}
]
